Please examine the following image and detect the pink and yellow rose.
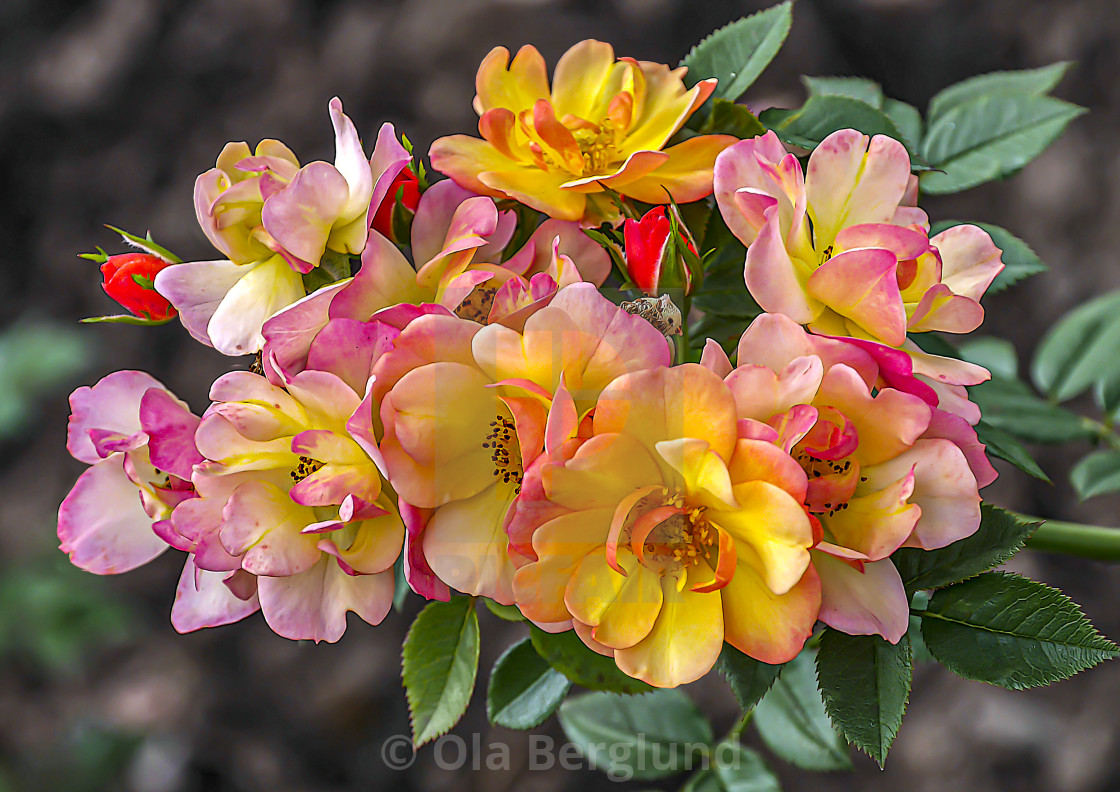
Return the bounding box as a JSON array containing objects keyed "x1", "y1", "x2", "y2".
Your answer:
[{"x1": 431, "y1": 40, "x2": 736, "y2": 224}]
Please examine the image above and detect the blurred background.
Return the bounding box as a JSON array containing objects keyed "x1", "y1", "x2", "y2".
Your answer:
[{"x1": 2, "y1": 0, "x2": 1120, "y2": 789}]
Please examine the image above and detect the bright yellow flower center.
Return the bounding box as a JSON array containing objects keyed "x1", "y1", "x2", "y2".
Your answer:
[
  {"x1": 616, "y1": 488, "x2": 719, "y2": 576},
  {"x1": 568, "y1": 121, "x2": 621, "y2": 174}
]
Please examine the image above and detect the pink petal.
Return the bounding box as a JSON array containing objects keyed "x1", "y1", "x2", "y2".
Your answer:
[
  {"x1": 171, "y1": 557, "x2": 260, "y2": 633},
  {"x1": 140, "y1": 388, "x2": 202, "y2": 480},
  {"x1": 866, "y1": 439, "x2": 981, "y2": 550},
  {"x1": 306, "y1": 318, "x2": 398, "y2": 394},
  {"x1": 931, "y1": 224, "x2": 1005, "y2": 301},
  {"x1": 805, "y1": 130, "x2": 911, "y2": 246},
  {"x1": 261, "y1": 280, "x2": 349, "y2": 385},
  {"x1": 922, "y1": 409, "x2": 998, "y2": 489},
  {"x1": 400, "y1": 501, "x2": 451, "y2": 601},
  {"x1": 328, "y1": 97, "x2": 375, "y2": 226},
  {"x1": 813, "y1": 549, "x2": 909, "y2": 643},
  {"x1": 501, "y1": 219, "x2": 611, "y2": 285},
  {"x1": 808, "y1": 247, "x2": 907, "y2": 346},
  {"x1": 58, "y1": 456, "x2": 167, "y2": 574},
  {"x1": 155, "y1": 260, "x2": 253, "y2": 348},
  {"x1": 262, "y1": 162, "x2": 351, "y2": 270},
  {"x1": 219, "y1": 481, "x2": 320, "y2": 576},
  {"x1": 328, "y1": 231, "x2": 425, "y2": 321},
  {"x1": 700, "y1": 338, "x2": 733, "y2": 378},
  {"x1": 257, "y1": 558, "x2": 394, "y2": 642},
  {"x1": 714, "y1": 131, "x2": 793, "y2": 245},
  {"x1": 746, "y1": 204, "x2": 817, "y2": 323},
  {"x1": 67, "y1": 371, "x2": 167, "y2": 464}
]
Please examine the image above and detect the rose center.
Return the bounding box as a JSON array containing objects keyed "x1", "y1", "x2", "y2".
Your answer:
[
  {"x1": 482, "y1": 414, "x2": 523, "y2": 491},
  {"x1": 628, "y1": 490, "x2": 716, "y2": 571},
  {"x1": 794, "y1": 449, "x2": 852, "y2": 481}
]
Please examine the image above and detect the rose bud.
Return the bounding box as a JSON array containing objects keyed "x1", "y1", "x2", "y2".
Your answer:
[
  {"x1": 371, "y1": 166, "x2": 421, "y2": 243},
  {"x1": 622, "y1": 206, "x2": 697, "y2": 296},
  {"x1": 99, "y1": 253, "x2": 177, "y2": 321}
]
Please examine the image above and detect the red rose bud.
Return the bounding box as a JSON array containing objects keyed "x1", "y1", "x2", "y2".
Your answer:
[
  {"x1": 622, "y1": 206, "x2": 697, "y2": 296},
  {"x1": 100, "y1": 253, "x2": 177, "y2": 320},
  {"x1": 371, "y1": 166, "x2": 421, "y2": 242}
]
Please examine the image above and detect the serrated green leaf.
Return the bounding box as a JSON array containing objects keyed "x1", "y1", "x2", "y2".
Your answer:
[
  {"x1": 928, "y1": 220, "x2": 1047, "y2": 293},
  {"x1": 1032, "y1": 290, "x2": 1120, "y2": 402},
  {"x1": 80, "y1": 314, "x2": 174, "y2": 326},
  {"x1": 754, "y1": 649, "x2": 850, "y2": 771},
  {"x1": 760, "y1": 95, "x2": 919, "y2": 160},
  {"x1": 681, "y1": 2, "x2": 792, "y2": 103},
  {"x1": 683, "y1": 742, "x2": 782, "y2": 792},
  {"x1": 1070, "y1": 450, "x2": 1120, "y2": 500},
  {"x1": 920, "y1": 93, "x2": 1085, "y2": 194},
  {"x1": 908, "y1": 604, "x2": 936, "y2": 664},
  {"x1": 716, "y1": 644, "x2": 782, "y2": 712},
  {"x1": 893, "y1": 505, "x2": 1039, "y2": 593},
  {"x1": 487, "y1": 638, "x2": 571, "y2": 730},
  {"x1": 401, "y1": 597, "x2": 480, "y2": 746},
  {"x1": 958, "y1": 337, "x2": 1019, "y2": 380},
  {"x1": 970, "y1": 376, "x2": 1096, "y2": 443},
  {"x1": 928, "y1": 62, "x2": 1071, "y2": 122},
  {"x1": 974, "y1": 420, "x2": 1050, "y2": 482},
  {"x1": 920, "y1": 571, "x2": 1118, "y2": 689},
  {"x1": 882, "y1": 99, "x2": 923, "y2": 150},
  {"x1": 701, "y1": 98, "x2": 767, "y2": 139},
  {"x1": 558, "y1": 690, "x2": 712, "y2": 781},
  {"x1": 803, "y1": 75, "x2": 884, "y2": 107},
  {"x1": 530, "y1": 626, "x2": 653, "y2": 694},
  {"x1": 816, "y1": 630, "x2": 911, "y2": 767}
]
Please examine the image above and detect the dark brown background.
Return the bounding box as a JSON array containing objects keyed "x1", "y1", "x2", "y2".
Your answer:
[{"x1": 3, "y1": 0, "x2": 1120, "y2": 790}]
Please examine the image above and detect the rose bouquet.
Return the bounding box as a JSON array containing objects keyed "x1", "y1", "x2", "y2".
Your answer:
[{"x1": 58, "y1": 2, "x2": 1120, "y2": 784}]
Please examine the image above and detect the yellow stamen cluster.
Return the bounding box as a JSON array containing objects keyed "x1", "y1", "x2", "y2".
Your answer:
[
  {"x1": 571, "y1": 122, "x2": 619, "y2": 174},
  {"x1": 642, "y1": 492, "x2": 714, "y2": 569}
]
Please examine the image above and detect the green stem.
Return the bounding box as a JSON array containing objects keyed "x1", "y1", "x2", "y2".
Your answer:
[
  {"x1": 1019, "y1": 514, "x2": 1120, "y2": 562},
  {"x1": 676, "y1": 295, "x2": 692, "y2": 363},
  {"x1": 726, "y1": 709, "x2": 753, "y2": 743}
]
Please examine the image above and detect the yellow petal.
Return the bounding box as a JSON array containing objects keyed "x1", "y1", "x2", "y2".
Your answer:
[
  {"x1": 565, "y1": 550, "x2": 663, "y2": 649},
  {"x1": 551, "y1": 40, "x2": 617, "y2": 121},
  {"x1": 710, "y1": 480, "x2": 812, "y2": 596},
  {"x1": 721, "y1": 563, "x2": 819, "y2": 664},
  {"x1": 614, "y1": 565, "x2": 724, "y2": 687},
  {"x1": 475, "y1": 45, "x2": 550, "y2": 115},
  {"x1": 620, "y1": 135, "x2": 736, "y2": 204},
  {"x1": 424, "y1": 479, "x2": 520, "y2": 603}
]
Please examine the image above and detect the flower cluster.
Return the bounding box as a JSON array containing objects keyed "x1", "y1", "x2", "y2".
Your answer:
[{"x1": 62, "y1": 39, "x2": 1006, "y2": 688}]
